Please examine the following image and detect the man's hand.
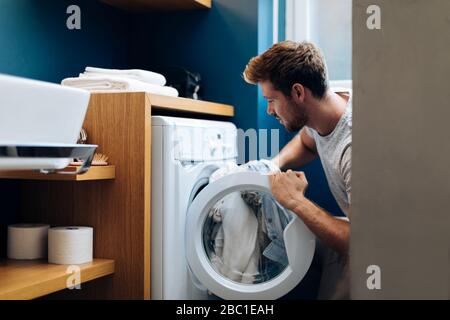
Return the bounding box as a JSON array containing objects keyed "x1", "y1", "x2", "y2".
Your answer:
[
  {"x1": 269, "y1": 169, "x2": 350, "y2": 255},
  {"x1": 268, "y1": 169, "x2": 309, "y2": 211}
]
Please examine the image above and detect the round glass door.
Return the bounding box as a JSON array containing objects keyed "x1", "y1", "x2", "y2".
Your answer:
[
  {"x1": 186, "y1": 172, "x2": 316, "y2": 300},
  {"x1": 202, "y1": 189, "x2": 292, "y2": 285}
]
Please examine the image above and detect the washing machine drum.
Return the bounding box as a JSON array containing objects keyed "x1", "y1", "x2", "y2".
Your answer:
[{"x1": 186, "y1": 171, "x2": 316, "y2": 300}]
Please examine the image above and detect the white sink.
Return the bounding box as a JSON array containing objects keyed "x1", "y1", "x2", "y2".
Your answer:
[{"x1": 0, "y1": 74, "x2": 91, "y2": 170}]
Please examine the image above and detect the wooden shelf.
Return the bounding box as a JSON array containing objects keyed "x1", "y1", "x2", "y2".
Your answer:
[
  {"x1": 7, "y1": 92, "x2": 234, "y2": 299},
  {"x1": 91, "y1": 92, "x2": 234, "y2": 117},
  {"x1": 0, "y1": 259, "x2": 115, "y2": 300},
  {"x1": 101, "y1": 0, "x2": 211, "y2": 11},
  {"x1": 0, "y1": 165, "x2": 116, "y2": 181},
  {"x1": 146, "y1": 93, "x2": 234, "y2": 117}
]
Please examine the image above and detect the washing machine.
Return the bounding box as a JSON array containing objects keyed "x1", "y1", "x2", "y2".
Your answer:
[{"x1": 151, "y1": 116, "x2": 315, "y2": 300}]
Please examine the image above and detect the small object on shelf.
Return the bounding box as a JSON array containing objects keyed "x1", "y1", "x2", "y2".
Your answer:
[
  {"x1": 48, "y1": 227, "x2": 93, "y2": 265},
  {"x1": 71, "y1": 153, "x2": 109, "y2": 166},
  {"x1": 7, "y1": 224, "x2": 50, "y2": 260},
  {"x1": 92, "y1": 153, "x2": 109, "y2": 166},
  {"x1": 77, "y1": 128, "x2": 88, "y2": 144},
  {"x1": 71, "y1": 128, "x2": 89, "y2": 163},
  {"x1": 160, "y1": 66, "x2": 203, "y2": 100}
]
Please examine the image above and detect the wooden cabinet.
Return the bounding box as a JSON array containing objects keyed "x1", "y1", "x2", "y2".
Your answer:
[{"x1": 0, "y1": 93, "x2": 233, "y2": 299}]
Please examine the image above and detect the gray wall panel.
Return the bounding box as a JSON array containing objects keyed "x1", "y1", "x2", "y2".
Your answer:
[{"x1": 352, "y1": 0, "x2": 450, "y2": 299}]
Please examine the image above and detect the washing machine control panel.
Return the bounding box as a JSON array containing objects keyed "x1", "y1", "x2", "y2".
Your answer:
[{"x1": 172, "y1": 125, "x2": 237, "y2": 162}]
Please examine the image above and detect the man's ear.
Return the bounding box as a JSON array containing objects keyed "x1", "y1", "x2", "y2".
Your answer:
[{"x1": 291, "y1": 83, "x2": 305, "y2": 102}]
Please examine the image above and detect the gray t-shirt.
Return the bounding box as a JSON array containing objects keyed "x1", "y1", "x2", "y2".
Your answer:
[{"x1": 304, "y1": 97, "x2": 352, "y2": 217}]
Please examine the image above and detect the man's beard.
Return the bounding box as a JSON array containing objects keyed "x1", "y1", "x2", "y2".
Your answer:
[{"x1": 284, "y1": 106, "x2": 308, "y2": 133}]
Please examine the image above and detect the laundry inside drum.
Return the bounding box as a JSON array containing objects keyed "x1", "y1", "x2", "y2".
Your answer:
[{"x1": 202, "y1": 190, "x2": 294, "y2": 284}]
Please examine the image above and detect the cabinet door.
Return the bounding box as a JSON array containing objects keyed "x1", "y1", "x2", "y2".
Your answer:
[{"x1": 352, "y1": 0, "x2": 450, "y2": 299}]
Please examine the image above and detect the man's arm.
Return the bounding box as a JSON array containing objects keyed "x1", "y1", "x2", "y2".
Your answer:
[
  {"x1": 293, "y1": 196, "x2": 349, "y2": 255},
  {"x1": 269, "y1": 170, "x2": 350, "y2": 255},
  {"x1": 272, "y1": 128, "x2": 318, "y2": 171}
]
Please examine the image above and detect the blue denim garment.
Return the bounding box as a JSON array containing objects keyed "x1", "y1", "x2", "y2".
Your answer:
[
  {"x1": 260, "y1": 195, "x2": 292, "y2": 266},
  {"x1": 241, "y1": 160, "x2": 293, "y2": 267}
]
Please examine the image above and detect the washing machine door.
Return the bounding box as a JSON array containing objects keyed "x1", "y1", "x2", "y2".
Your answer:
[{"x1": 186, "y1": 171, "x2": 316, "y2": 300}]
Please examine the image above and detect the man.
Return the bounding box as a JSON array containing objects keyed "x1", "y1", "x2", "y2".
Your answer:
[{"x1": 243, "y1": 41, "x2": 352, "y2": 299}]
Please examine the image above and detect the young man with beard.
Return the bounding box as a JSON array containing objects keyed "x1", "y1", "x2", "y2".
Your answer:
[{"x1": 243, "y1": 41, "x2": 352, "y2": 299}]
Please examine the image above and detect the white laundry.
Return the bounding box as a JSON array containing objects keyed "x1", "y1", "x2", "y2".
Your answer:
[
  {"x1": 61, "y1": 76, "x2": 179, "y2": 97},
  {"x1": 205, "y1": 159, "x2": 291, "y2": 284},
  {"x1": 209, "y1": 192, "x2": 260, "y2": 284},
  {"x1": 209, "y1": 159, "x2": 278, "y2": 182},
  {"x1": 84, "y1": 66, "x2": 166, "y2": 86},
  {"x1": 209, "y1": 162, "x2": 241, "y2": 181}
]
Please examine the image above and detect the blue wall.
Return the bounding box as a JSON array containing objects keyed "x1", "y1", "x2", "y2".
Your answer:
[
  {"x1": 0, "y1": 0, "x2": 129, "y2": 83},
  {"x1": 0, "y1": 0, "x2": 130, "y2": 255},
  {"x1": 129, "y1": 0, "x2": 259, "y2": 133}
]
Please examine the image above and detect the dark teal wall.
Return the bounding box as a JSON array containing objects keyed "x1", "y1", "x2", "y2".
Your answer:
[
  {"x1": 0, "y1": 0, "x2": 129, "y2": 83},
  {"x1": 129, "y1": 0, "x2": 259, "y2": 132},
  {"x1": 0, "y1": 0, "x2": 130, "y2": 255}
]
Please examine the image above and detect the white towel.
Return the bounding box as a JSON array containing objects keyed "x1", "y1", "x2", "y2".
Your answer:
[
  {"x1": 84, "y1": 66, "x2": 166, "y2": 86},
  {"x1": 61, "y1": 76, "x2": 179, "y2": 97}
]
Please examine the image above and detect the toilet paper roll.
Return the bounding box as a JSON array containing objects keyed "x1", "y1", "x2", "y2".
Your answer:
[
  {"x1": 48, "y1": 226, "x2": 93, "y2": 265},
  {"x1": 7, "y1": 223, "x2": 50, "y2": 260}
]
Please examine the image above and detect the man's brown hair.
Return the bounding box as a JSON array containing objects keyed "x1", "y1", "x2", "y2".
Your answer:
[{"x1": 243, "y1": 41, "x2": 328, "y2": 99}]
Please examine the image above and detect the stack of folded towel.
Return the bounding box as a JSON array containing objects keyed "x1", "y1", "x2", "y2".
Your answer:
[{"x1": 61, "y1": 67, "x2": 179, "y2": 97}]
